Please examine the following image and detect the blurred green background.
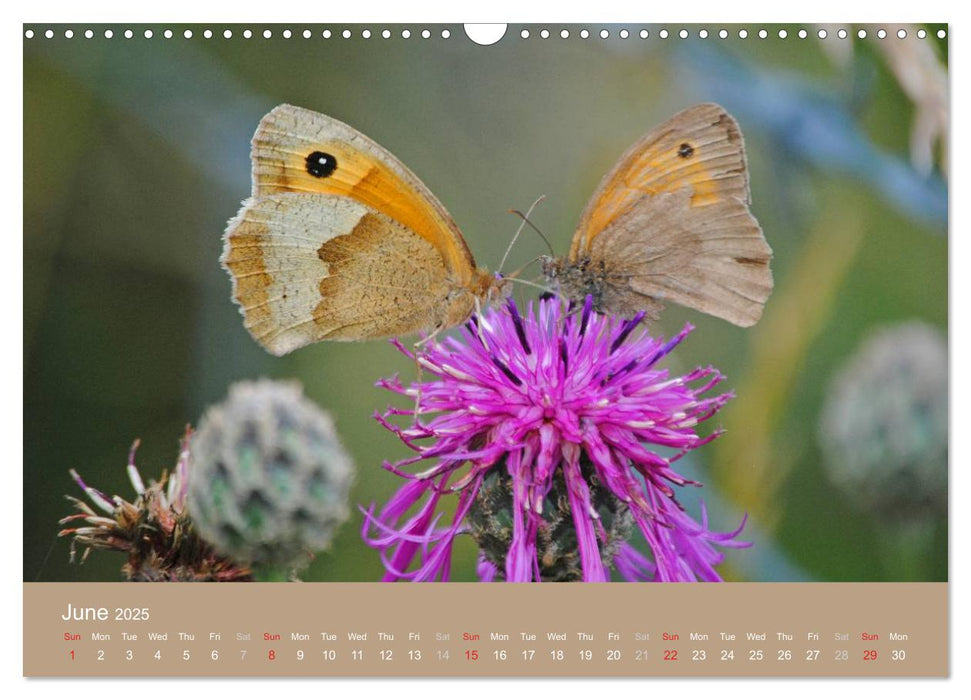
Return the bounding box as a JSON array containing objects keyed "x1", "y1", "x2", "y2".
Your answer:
[{"x1": 24, "y1": 23, "x2": 948, "y2": 582}]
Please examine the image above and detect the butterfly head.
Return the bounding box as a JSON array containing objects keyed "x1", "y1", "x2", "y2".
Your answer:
[
  {"x1": 484, "y1": 270, "x2": 513, "y2": 304},
  {"x1": 541, "y1": 255, "x2": 603, "y2": 305}
]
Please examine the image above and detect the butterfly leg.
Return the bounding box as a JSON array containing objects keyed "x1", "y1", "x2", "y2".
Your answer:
[
  {"x1": 409, "y1": 353, "x2": 425, "y2": 429},
  {"x1": 409, "y1": 323, "x2": 447, "y2": 428},
  {"x1": 469, "y1": 296, "x2": 492, "y2": 351}
]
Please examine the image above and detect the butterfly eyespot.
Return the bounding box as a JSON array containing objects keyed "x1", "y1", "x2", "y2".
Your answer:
[
  {"x1": 677, "y1": 142, "x2": 695, "y2": 159},
  {"x1": 305, "y1": 150, "x2": 338, "y2": 178}
]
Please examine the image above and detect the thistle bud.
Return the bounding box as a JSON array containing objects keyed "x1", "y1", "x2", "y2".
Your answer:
[
  {"x1": 819, "y1": 321, "x2": 947, "y2": 519},
  {"x1": 187, "y1": 380, "x2": 354, "y2": 578}
]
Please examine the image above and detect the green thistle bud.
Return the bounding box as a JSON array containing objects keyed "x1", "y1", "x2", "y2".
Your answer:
[{"x1": 187, "y1": 380, "x2": 354, "y2": 579}]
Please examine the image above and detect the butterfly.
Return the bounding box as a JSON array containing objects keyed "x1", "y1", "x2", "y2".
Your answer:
[
  {"x1": 542, "y1": 102, "x2": 773, "y2": 326},
  {"x1": 222, "y1": 103, "x2": 771, "y2": 357}
]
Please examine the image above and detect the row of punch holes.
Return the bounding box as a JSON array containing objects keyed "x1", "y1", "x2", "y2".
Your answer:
[{"x1": 24, "y1": 25, "x2": 946, "y2": 42}]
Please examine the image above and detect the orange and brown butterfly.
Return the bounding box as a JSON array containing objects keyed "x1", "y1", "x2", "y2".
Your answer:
[
  {"x1": 221, "y1": 104, "x2": 505, "y2": 356},
  {"x1": 542, "y1": 102, "x2": 773, "y2": 326}
]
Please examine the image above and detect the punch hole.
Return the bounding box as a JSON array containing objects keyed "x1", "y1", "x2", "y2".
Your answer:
[
  {"x1": 302, "y1": 29, "x2": 311, "y2": 39},
  {"x1": 837, "y1": 28, "x2": 847, "y2": 39},
  {"x1": 323, "y1": 30, "x2": 332, "y2": 39},
  {"x1": 243, "y1": 30, "x2": 252, "y2": 39},
  {"x1": 421, "y1": 29, "x2": 431, "y2": 39},
  {"x1": 897, "y1": 29, "x2": 907, "y2": 39},
  {"x1": 342, "y1": 30, "x2": 351, "y2": 39},
  {"x1": 203, "y1": 29, "x2": 212, "y2": 39},
  {"x1": 143, "y1": 29, "x2": 153, "y2": 39},
  {"x1": 758, "y1": 29, "x2": 767, "y2": 39},
  {"x1": 223, "y1": 30, "x2": 232, "y2": 39},
  {"x1": 540, "y1": 29, "x2": 550, "y2": 39},
  {"x1": 401, "y1": 29, "x2": 411, "y2": 39},
  {"x1": 678, "y1": 29, "x2": 687, "y2": 39},
  {"x1": 125, "y1": 29, "x2": 134, "y2": 39},
  {"x1": 620, "y1": 29, "x2": 630, "y2": 39},
  {"x1": 283, "y1": 29, "x2": 292, "y2": 38},
  {"x1": 639, "y1": 29, "x2": 648, "y2": 39},
  {"x1": 858, "y1": 29, "x2": 867, "y2": 38},
  {"x1": 560, "y1": 29, "x2": 569, "y2": 39},
  {"x1": 738, "y1": 29, "x2": 748, "y2": 39},
  {"x1": 817, "y1": 29, "x2": 827, "y2": 39},
  {"x1": 698, "y1": 29, "x2": 708, "y2": 39},
  {"x1": 600, "y1": 29, "x2": 609, "y2": 39},
  {"x1": 86, "y1": 29, "x2": 94, "y2": 39},
  {"x1": 263, "y1": 29, "x2": 272, "y2": 39},
  {"x1": 659, "y1": 29, "x2": 668, "y2": 39},
  {"x1": 361, "y1": 29, "x2": 371, "y2": 39},
  {"x1": 937, "y1": 29, "x2": 946, "y2": 38},
  {"x1": 719, "y1": 29, "x2": 728, "y2": 39},
  {"x1": 382, "y1": 29, "x2": 391, "y2": 39},
  {"x1": 24, "y1": 29, "x2": 33, "y2": 38},
  {"x1": 917, "y1": 29, "x2": 926, "y2": 39},
  {"x1": 104, "y1": 29, "x2": 113, "y2": 38},
  {"x1": 65, "y1": 29, "x2": 74, "y2": 39},
  {"x1": 778, "y1": 29, "x2": 788, "y2": 39},
  {"x1": 798, "y1": 29, "x2": 807, "y2": 38},
  {"x1": 164, "y1": 29, "x2": 173, "y2": 38},
  {"x1": 441, "y1": 29, "x2": 451, "y2": 39},
  {"x1": 520, "y1": 29, "x2": 529, "y2": 39},
  {"x1": 877, "y1": 29, "x2": 887, "y2": 39}
]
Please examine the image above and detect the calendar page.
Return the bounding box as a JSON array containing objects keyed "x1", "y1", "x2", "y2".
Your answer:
[{"x1": 22, "y1": 19, "x2": 949, "y2": 681}]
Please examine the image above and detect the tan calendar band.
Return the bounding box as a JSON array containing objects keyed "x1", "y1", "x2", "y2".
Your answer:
[{"x1": 24, "y1": 582, "x2": 947, "y2": 677}]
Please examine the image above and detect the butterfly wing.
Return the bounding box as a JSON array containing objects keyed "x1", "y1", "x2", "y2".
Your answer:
[
  {"x1": 567, "y1": 103, "x2": 772, "y2": 326},
  {"x1": 222, "y1": 105, "x2": 490, "y2": 354},
  {"x1": 572, "y1": 103, "x2": 751, "y2": 257},
  {"x1": 249, "y1": 104, "x2": 478, "y2": 284},
  {"x1": 222, "y1": 193, "x2": 479, "y2": 355},
  {"x1": 586, "y1": 189, "x2": 772, "y2": 326}
]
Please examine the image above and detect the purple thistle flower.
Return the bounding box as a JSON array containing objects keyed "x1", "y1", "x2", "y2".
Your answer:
[{"x1": 363, "y1": 297, "x2": 749, "y2": 582}]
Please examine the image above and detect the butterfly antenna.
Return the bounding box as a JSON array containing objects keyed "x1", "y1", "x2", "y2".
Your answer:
[
  {"x1": 497, "y1": 195, "x2": 552, "y2": 273},
  {"x1": 506, "y1": 276, "x2": 557, "y2": 295},
  {"x1": 507, "y1": 205, "x2": 555, "y2": 259},
  {"x1": 499, "y1": 254, "x2": 554, "y2": 292},
  {"x1": 505, "y1": 254, "x2": 543, "y2": 279}
]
